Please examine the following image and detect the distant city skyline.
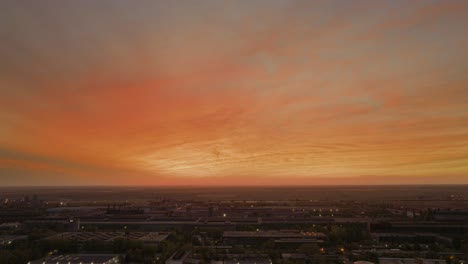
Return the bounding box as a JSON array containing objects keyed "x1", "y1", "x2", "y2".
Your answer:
[{"x1": 1, "y1": 0, "x2": 468, "y2": 186}]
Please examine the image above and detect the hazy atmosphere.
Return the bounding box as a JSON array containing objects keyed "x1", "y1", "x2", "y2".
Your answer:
[{"x1": 1, "y1": 0, "x2": 468, "y2": 185}]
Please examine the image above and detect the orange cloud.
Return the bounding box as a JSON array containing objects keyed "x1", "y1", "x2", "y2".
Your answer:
[{"x1": 0, "y1": 1, "x2": 467, "y2": 185}]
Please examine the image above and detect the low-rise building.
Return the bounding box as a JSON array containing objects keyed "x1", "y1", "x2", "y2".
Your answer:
[
  {"x1": 29, "y1": 254, "x2": 120, "y2": 264},
  {"x1": 379, "y1": 258, "x2": 447, "y2": 264},
  {"x1": 46, "y1": 231, "x2": 169, "y2": 244},
  {"x1": 0, "y1": 235, "x2": 27, "y2": 245}
]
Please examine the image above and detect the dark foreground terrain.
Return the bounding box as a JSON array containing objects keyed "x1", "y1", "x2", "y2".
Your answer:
[{"x1": 1, "y1": 185, "x2": 467, "y2": 264}]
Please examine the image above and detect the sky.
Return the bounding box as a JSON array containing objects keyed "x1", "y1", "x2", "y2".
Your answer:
[{"x1": 0, "y1": 0, "x2": 468, "y2": 186}]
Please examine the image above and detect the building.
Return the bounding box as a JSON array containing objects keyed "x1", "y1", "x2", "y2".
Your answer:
[
  {"x1": 223, "y1": 230, "x2": 325, "y2": 239},
  {"x1": 67, "y1": 218, "x2": 80, "y2": 232},
  {"x1": 223, "y1": 258, "x2": 272, "y2": 264},
  {"x1": 29, "y1": 254, "x2": 120, "y2": 264},
  {"x1": 0, "y1": 222, "x2": 21, "y2": 230},
  {"x1": 166, "y1": 251, "x2": 191, "y2": 264},
  {"x1": 433, "y1": 211, "x2": 468, "y2": 222},
  {"x1": 379, "y1": 258, "x2": 447, "y2": 264},
  {"x1": 372, "y1": 233, "x2": 452, "y2": 245},
  {"x1": 46, "y1": 231, "x2": 169, "y2": 244},
  {"x1": 354, "y1": 261, "x2": 375, "y2": 264},
  {"x1": 0, "y1": 235, "x2": 27, "y2": 245}
]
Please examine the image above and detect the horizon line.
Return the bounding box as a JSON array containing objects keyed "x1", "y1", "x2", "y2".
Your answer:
[{"x1": 2, "y1": 183, "x2": 468, "y2": 188}]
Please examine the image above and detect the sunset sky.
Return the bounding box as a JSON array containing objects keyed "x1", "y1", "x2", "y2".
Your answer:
[{"x1": 1, "y1": 0, "x2": 468, "y2": 186}]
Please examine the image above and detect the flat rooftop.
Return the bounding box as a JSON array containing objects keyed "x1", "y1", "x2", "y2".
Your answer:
[
  {"x1": 47, "y1": 231, "x2": 169, "y2": 243},
  {"x1": 223, "y1": 230, "x2": 325, "y2": 238},
  {"x1": 379, "y1": 258, "x2": 447, "y2": 264},
  {"x1": 223, "y1": 258, "x2": 272, "y2": 264},
  {"x1": 29, "y1": 254, "x2": 120, "y2": 264},
  {"x1": 0, "y1": 235, "x2": 27, "y2": 245}
]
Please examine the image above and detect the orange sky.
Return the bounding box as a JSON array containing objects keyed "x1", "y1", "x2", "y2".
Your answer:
[{"x1": 1, "y1": 1, "x2": 468, "y2": 186}]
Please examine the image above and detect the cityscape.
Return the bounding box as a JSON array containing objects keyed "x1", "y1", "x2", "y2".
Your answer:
[{"x1": 1, "y1": 186, "x2": 468, "y2": 264}]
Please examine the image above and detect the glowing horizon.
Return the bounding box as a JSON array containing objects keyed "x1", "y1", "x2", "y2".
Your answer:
[{"x1": 1, "y1": 1, "x2": 468, "y2": 186}]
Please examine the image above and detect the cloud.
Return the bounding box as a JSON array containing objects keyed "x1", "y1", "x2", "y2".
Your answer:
[{"x1": 0, "y1": 0, "x2": 467, "y2": 185}]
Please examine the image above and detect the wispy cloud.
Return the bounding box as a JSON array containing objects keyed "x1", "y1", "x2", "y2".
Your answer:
[{"x1": 0, "y1": 0, "x2": 467, "y2": 185}]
